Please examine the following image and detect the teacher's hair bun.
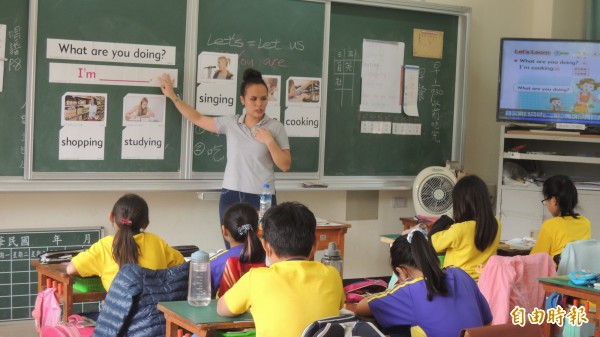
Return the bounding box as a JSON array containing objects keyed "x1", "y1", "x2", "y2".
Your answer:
[{"x1": 243, "y1": 68, "x2": 263, "y2": 81}]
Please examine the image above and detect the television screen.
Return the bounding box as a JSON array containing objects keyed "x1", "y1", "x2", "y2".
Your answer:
[{"x1": 497, "y1": 38, "x2": 600, "y2": 126}]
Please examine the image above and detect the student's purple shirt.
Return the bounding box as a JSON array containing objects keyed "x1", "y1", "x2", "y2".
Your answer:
[
  {"x1": 368, "y1": 267, "x2": 492, "y2": 337},
  {"x1": 209, "y1": 245, "x2": 243, "y2": 298}
]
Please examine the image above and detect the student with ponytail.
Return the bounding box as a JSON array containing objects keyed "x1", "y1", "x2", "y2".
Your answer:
[
  {"x1": 356, "y1": 228, "x2": 492, "y2": 337},
  {"x1": 210, "y1": 202, "x2": 266, "y2": 298},
  {"x1": 66, "y1": 193, "x2": 184, "y2": 291}
]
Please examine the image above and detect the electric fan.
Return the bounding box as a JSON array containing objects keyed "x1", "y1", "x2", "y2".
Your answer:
[{"x1": 412, "y1": 166, "x2": 457, "y2": 218}]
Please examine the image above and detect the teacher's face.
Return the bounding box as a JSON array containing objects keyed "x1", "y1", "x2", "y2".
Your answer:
[{"x1": 241, "y1": 84, "x2": 268, "y2": 119}]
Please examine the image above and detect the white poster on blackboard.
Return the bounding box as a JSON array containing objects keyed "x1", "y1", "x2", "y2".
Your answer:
[{"x1": 360, "y1": 39, "x2": 404, "y2": 113}]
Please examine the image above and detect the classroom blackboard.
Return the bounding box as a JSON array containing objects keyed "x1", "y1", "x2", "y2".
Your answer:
[
  {"x1": 29, "y1": 0, "x2": 187, "y2": 177},
  {"x1": 0, "y1": 0, "x2": 28, "y2": 177},
  {"x1": 191, "y1": 0, "x2": 325, "y2": 175},
  {"x1": 0, "y1": 227, "x2": 102, "y2": 322},
  {"x1": 324, "y1": 2, "x2": 464, "y2": 176}
]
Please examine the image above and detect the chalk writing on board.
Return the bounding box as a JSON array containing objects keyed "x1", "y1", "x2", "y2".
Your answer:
[
  {"x1": 332, "y1": 48, "x2": 360, "y2": 107},
  {"x1": 205, "y1": 34, "x2": 306, "y2": 69},
  {"x1": 8, "y1": 25, "x2": 22, "y2": 71},
  {"x1": 430, "y1": 61, "x2": 443, "y2": 143},
  {"x1": 193, "y1": 127, "x2": 225, "y2": 162},
  {"x1": 0, "y1": 229, "x2": 101, "y2": 321}
]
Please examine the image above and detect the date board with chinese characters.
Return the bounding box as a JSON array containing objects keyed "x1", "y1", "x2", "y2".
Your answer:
[{"x1": 0, "y1": 227, "x2": 102, "y2": 321}]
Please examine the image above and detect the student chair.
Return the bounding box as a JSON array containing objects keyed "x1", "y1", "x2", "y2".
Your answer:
[
  {"x1": 460, "y1": 323, "x2": 542, "y2": 337},
  {"x1": 477, "y1": 253, "x2": 557, "y2": 325},
  {"x1": 557, "y1": 239, "x2": 600, "y2": 275},
  {"x1": 217, "y1": 257, "x2": 265, "y2": 298}
]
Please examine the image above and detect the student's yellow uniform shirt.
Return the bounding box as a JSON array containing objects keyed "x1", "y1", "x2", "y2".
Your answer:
[
  {"x1": 71, "y1": 232, "x2": 184, "y2": 290},
  {"x1": 530, "y1": 215, "x2": 591, "y2": 258},
  {"x1": 431, "y1": 219, "x2": 501, "y2": 281},
  {"x1": 223, "y1": 260, "x2": 345, "y2": 337}
]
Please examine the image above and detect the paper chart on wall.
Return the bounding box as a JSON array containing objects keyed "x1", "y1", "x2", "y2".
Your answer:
[
  {"x1": 403, "y1": 65, "x2": 420, "y2": 117},
  {"x1": 360, "y1": 39, "x2": 404, "y2": 113}
]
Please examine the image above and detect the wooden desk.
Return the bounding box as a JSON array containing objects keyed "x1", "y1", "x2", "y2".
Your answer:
[
  {"x1": 157, "y1": 300, "x2": 254, "y2": 337},
  {"x1": 539, "y1": 276, "x2": 600, "y2": 337},
  {"x1": 315, "y1": 224, "x2": 352, "y2": 258},
  {"x1": 31, "y1": 260, "x2": 106, "y2": 321},
  {"x1": 380, "y1": 235, "x2": 531, "y2": 257}
]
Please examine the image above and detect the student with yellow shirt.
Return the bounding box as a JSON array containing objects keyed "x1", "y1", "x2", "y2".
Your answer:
[
  {"x1": 530, "y1": 174, "x2": 591, "y2": 261},
  {"x1": 66, "y1": 193, "x2": 185, "y2": 291},
  {"x1": 216, "y1": 201, "x2": 345, "y2": 337},
  {"x1": 429, "y1": 175, "x2": 501, "y2": 281}
]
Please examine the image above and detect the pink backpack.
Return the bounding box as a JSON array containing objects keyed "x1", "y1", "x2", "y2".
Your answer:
[
  {"x1": 343, "y1": 278, "x2": 388, "y2": 303},
  {"x1": 32, "y1": 287, "x2": 95, "y2": 337}
]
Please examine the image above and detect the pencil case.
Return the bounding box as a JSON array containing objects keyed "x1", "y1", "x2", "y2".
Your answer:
[{"x1": 73, "y1": 277, "x2": 105, "y2": 293}]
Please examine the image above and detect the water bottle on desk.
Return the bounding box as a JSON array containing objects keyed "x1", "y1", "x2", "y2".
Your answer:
[
  {"x1": 322, "y1": 242, "x2": 343, "y2": 276},
  {"x1": 259, "y1": 183, "x2": 272, "y2": 222},
  {"x1": 188, "y1": 250, "x2": 211, "y2": 306}
]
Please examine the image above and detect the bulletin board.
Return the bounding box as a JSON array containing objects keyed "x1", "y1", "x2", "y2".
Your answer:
[
  {"x1": 27, "y1": 0, "x2": 187, "y2": 178},
  {"x1": 191, "y1": 0, "x2": 325, "y2": 176},
  {"x1": 324, "y1": 1, "x2": 468, "y2": 177}
]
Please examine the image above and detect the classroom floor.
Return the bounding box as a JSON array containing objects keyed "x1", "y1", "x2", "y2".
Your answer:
[{"x1": 1, "y1": 321, "x2": 37, "y2": 337}]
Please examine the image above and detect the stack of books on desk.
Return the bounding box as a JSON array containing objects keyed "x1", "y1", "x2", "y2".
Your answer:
[{"x1": 38, "y1": 248, "x2": 85, "y2": 264}]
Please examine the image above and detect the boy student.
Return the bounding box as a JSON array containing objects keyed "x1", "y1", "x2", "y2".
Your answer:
[{"x1": 217, "y1": 202, "x2": 345, "y2": 337}]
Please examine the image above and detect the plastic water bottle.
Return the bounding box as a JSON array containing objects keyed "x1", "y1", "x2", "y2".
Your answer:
[
  {"x1": 188, "y1": 250, "x2": 211, "y2": 306},
  {"x1": 321, "y1": 242, "x2": 343, "y2": 276},
  {"x1": 258, "y1": 183, "x2": 272, "y2": 221}
]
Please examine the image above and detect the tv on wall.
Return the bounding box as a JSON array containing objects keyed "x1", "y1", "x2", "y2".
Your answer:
[{"x1": 497, "y1": 38, "x2": 600, "y2": 129}]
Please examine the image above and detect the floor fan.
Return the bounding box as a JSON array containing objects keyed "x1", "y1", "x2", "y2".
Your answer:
[{"x1": 412, "y1": 166, "x2": 457, "y2": 218}]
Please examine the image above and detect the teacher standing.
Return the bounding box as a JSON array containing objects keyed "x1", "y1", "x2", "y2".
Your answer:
[{"x1": 159, "y1": 69, "x2": 291, "y2": 248}]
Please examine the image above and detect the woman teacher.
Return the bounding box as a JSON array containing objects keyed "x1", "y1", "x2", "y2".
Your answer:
[{"x1": 159, "y1": 69, "x2": 291, "y2": 248}]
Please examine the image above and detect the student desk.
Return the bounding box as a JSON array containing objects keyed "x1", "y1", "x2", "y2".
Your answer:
[
  {"x1": 379, "y1": 235, "x2": 531, "y2": 256},
  {"x1": 157, "y1": 300, "x2": 254, "y2": 337},
  {"x1": 538, "y1": 276, "x2": 600, "y2": 337},
  {"x1": 30, "y1": 260, "x2": 106, "y2": 321},
  {"x1": 315, "y1": 223, "x2": 352, "y2": 258}
]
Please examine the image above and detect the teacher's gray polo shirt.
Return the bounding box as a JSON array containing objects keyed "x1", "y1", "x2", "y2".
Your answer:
[{"x1": 215, "y1": 113, "x2": 290, "y2": 195}]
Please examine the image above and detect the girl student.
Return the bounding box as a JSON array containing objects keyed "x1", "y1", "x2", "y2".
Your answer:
[
  {"x1": 66, "y1": 194, "x2": 185, "y2": 291},
  {"x1": 159, "y1": 69, "x2": 291, "y2": 248},
  {"x1": 356, "y1": 229, "x2": 492, "y2": 337},
  {"x1": 125, "y1": 97, "x2": 156, "y2": 121},
  {"x1": 429, "y1": 175, "x2": 501, "y2": 281},
  {"x1": 530, "y1": 174, "x2": 591, "y2": 261},
  {"x1": 210, "y1": 202, "x2": 266, "y2": 298}
]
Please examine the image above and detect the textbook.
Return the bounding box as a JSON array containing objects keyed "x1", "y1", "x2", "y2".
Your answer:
[{"x1": 38, "y1": 249, "x2": 85, "y2": 264}]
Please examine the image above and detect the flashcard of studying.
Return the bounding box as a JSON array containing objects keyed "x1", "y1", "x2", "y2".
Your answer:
[{"x1": 121, "y1": 125, "x2": 165, "y2": 160}]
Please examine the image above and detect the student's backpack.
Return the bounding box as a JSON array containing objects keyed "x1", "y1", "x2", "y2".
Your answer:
[
  {"x1": 343, "y1": 279, "x2": 388, "y2": 303},
  {"x1": 301, "y1": 314, "x2": 385, "y2": 337},
  {"x1": 32, "y1": 287, "x2": 95, "y2": 337}
]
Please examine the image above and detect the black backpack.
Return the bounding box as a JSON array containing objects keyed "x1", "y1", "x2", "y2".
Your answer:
[{"x1": 301, "y1": 314, "x2": 385, "y2": 337}]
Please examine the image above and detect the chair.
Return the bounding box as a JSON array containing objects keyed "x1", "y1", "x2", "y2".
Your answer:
[
  {"x1": 301, "y1": 314, "x2": 385, "y2": 337},
  {"x1": 93, "y1": 262, "x2": 189, "y2": 337},
  {"x1": 557, "y1": 239, "x2": 600, "y2": 275},
  {"x1": 217, "y1": 257, "x2": 265, "y2": 298},
  {"x1": 461, "y1": 323, "x2": 542, "y2": 337},
  {"x1": 477, "y1": 253, "x2": 557, "y2": 325}
]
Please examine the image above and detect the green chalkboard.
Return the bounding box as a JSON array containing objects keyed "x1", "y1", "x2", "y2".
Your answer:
[
  {"x1": 0, "y1": 0, "x2": 28, "y2": 176},
  {"x1": 325, "y1": 2, "x2": 461, "y2": 176},
  {"x1": 192, "y1": 0, "x2": 324, "y2": 174},
  {"x1": 0, "y1": 227, "x2": 102, "y2": 322},
  {"x1": 30, "y1": 0, "x2": 186, "y2": 176}
]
